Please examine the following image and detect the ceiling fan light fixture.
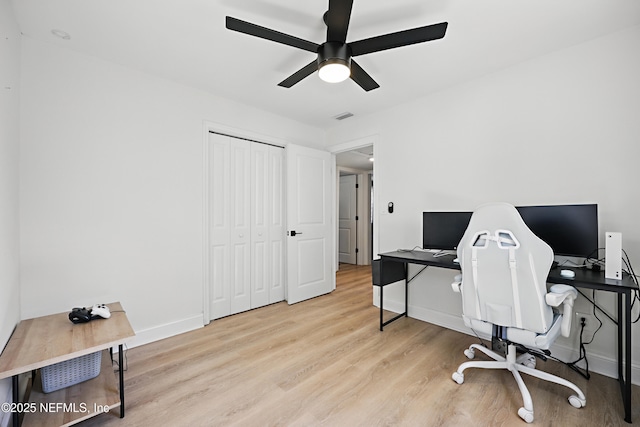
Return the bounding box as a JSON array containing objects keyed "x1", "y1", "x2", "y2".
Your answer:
[
  {"x1": 317, "y1": 42, "x2": 351, "y2": 84},
  {"x1": 318, "y1": 59, "x2": 350, "y2": 83}
]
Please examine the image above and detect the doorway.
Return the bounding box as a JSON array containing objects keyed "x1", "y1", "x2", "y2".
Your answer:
[{"x1": 335, "y1": 143, "x2": 374, "y2": 268}]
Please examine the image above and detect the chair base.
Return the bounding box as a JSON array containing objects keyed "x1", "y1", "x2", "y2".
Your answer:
[{"x1": 452, "y1": 343, "x2": 586, "y2": 423}]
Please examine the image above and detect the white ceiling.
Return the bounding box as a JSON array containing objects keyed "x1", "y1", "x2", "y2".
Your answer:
[{"x1": 12, "y1": 0, "x2": 640, "y2": 129}]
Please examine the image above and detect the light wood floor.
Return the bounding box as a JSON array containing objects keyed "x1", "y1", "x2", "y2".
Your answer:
[{"x1": 81, "y1": 264, "x2": 639, "y2": 426}]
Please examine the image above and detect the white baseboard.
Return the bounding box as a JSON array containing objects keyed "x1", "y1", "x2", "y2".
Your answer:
[
  {"x1": 375, "y1": 299, "x2": 640, "y2": 385},
  {"x1": 122, "y1": 315, "x2": 203, "y2": 351}
]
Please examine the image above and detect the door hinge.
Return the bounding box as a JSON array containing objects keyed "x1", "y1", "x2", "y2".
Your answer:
[
  {"x1": 356, "y1": 248, "x2": 359, "y2": 253},
  {"x1": 356, "y1": 183, "x2": 359, "y2": 188},
  {"x1": 355, "y1": 216, "x2": 359, "y2": 221}
]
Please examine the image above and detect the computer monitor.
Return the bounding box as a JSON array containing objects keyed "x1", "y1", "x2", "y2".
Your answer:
[
  {"x1": 515, "y1": 204, "x2": 598, "y2": 258},
  {"x1": 422, "y1": 211, "x2": 472, "y2": 251},
  {"x1": 422, "y1": 204, "x2": 599, "y2": 257}
]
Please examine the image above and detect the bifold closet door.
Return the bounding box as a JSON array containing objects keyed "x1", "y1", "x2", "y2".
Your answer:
[
  {"x1": 209, "y1": 134, "x2": 251, "y2": 319},
  {"x1": 209, "y1": 133, "x2": 284, "y2": 320}
]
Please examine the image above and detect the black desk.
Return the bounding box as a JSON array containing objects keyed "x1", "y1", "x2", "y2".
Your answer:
[{"x1": 375, "y1": 250, "x2": 637, "y2": 423}]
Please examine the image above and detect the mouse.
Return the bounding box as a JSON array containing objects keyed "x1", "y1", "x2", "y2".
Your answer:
[{"x1": 560, "y1": 269, "x2": 575, "y2": 278}]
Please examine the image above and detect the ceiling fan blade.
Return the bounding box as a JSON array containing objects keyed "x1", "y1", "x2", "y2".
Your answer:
[
  {"x1": 350, "y1": 22, "x2": 448, "y2": 57},
  {"x1": 226, "y1": 16, "x2": 319, "y2": 53},
  {"x1": 326, "y1": 0, "x2": 354, "y2": 43},
  {"x1": 278, "y1": 60, "x2": 318, "y2": 88},
  {"x1": 350, "y1": 60, "x2": 380, "y2": 92}
]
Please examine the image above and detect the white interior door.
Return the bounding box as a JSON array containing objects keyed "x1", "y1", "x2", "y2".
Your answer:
[
  {"x1": 286, "y1": 144, "x2": 334, "y2": 304},
  {"x1": 338, "y1": 174, "x2": 357, "y2": 264}
]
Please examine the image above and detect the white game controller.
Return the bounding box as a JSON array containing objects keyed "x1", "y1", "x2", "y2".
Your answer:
[{"x1": 91, "y1": 303, "x2": 111, "y2": 319}]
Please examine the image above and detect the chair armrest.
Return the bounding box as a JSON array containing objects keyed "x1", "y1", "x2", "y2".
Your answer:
[
  {"x1": 451, "y1": 274, "x2": 462, "y2": 293},
  {"x1": 545, "y1": 284, "x2": 578, "y2": 337}
]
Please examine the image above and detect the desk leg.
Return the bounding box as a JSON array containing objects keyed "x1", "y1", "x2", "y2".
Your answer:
[
  {"x1": 377, "y1": 260, "x2": 410, "y2": 331},
  {"x1": 12, "y1": 375, "x2": 18, "y2": 427},
  {"x1": 620, "y1": 290, "x2": 632, "y2": 423},
  {"x1": 119, "y1": 344, "x2": 125, "y2": 418},
  {"x1": 379, "y1": 285, "x2": 384, "y2": 332},
  {"x1": 404, "y1": 264, "x2": 409, "y2": 318}
]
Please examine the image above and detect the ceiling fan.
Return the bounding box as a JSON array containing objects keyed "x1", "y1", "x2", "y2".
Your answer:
[{"x1": 225, "y1": 0, "x2": 448, "y2": 91}]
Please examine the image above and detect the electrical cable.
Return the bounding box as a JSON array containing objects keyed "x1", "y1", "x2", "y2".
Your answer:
[
  {"x1": 575, "y1": 288, "x2": 616, "y2": 325},
  {"x1": 397, "y1": 246, "x2": 424, "y2": 252},
  {"x1": 470, "y1": 328, "x2": 489, "y2": 349},
  {"x1": 112, "y1": 343, "x2": 129, "y2": 372},
  {"x1": 565, "y1": 318, "x2": 592, "y2": 380}
]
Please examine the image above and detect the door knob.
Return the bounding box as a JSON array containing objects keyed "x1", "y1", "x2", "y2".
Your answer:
[{"x1": 289, "y1": 230, "x2": 303, "y2": 237}]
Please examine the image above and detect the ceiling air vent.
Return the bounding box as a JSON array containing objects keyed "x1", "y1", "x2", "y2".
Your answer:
[{"x1": 334, "y1": 112, "x2": 354, "y2": 121}]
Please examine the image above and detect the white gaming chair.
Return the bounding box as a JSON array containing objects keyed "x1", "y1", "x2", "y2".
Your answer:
[{"x1": 451, "y1": 202, "x2": 586, "y2": 423}]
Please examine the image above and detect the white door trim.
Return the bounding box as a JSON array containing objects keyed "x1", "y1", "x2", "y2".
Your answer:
[{"x1": 328, "y1": 135, "x2": 378, "y2": 266}]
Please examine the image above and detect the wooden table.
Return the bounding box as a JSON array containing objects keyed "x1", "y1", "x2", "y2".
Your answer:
[{"x1": 0, "y1": 302, "x2": 135, "y2": 426}]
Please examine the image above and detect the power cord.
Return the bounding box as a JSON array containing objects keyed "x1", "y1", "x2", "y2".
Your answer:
[
  {"x1": 565, "y1": 316, "x2": 597, "y2": 380},
  {"x1": 397, "y1": 246, "x2": 426, "y2": 252}
]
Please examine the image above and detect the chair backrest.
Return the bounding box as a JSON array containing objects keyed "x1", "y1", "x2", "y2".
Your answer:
[{"x1": 456, "y1": 202, "x2": 554, "y2": 334}]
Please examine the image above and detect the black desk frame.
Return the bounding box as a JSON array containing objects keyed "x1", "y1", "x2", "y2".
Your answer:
[{"x1": 376, "y1": 250, "x2": 637, "y2": 424}]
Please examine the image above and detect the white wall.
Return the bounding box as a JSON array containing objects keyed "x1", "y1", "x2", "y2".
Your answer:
[
  {"x1": 0, "y1": 0, "x2": 21, "y2": 422},
  {"x1": 328, "y1": 25, "x2": 640, "y2": 381},
  {"x1": 19, "y1": 36, "x2": 324, "y2": 347}
]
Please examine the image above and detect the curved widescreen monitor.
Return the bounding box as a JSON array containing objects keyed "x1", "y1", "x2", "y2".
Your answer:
[
  {"x1": 515, "y1": 204, "x2": 598, "y2": 258},
  {"x1": 423, "y1": 204, "x2": 598, "y2": 257}
]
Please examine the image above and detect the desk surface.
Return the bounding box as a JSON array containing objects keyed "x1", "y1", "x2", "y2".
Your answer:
[
  {"x1": 379, "y1": 250, "x2": 638, "y2": 291},
  {"x1": 0, "y1": 302, "x2": 135, "y2": 378},
  {"x1": 380, "y1": 250, "x2": 459, "y2": 269}
]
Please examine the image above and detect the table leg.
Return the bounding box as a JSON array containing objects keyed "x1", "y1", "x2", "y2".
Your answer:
[
  {"x1": 119, "y1": 344, "x2": 125, "y2": 418},
  {"x1": 12, "y1": 375, "x2": 18, "y2": 427}
]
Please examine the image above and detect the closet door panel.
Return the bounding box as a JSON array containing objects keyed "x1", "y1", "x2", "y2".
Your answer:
[
  {"x1": 230, "y1": 140, "x2": 251, "y2": 315},
  {"x1": 209, "y1": 136, "x2": 231, "y2": 318},
  {"x1": 251, "y1": 144, "x2": 270, "y2": 309},
  {"x1": 269, "y1": 147, "x2": 285, "y2": 303}
]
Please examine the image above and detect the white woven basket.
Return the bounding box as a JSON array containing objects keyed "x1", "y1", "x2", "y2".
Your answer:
[{"x1": 41, "y1": 351, "x2": 102, "y2": 393}]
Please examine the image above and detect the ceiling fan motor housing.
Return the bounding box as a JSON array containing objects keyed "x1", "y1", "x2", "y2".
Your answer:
[{"x1": 317, "y1": 42, "x2": 352, "y2": 70}]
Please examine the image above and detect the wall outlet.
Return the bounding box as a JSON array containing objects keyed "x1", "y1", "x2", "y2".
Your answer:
[{"x1": 575, "y1": 312, "x2": 599, "y2": 339}]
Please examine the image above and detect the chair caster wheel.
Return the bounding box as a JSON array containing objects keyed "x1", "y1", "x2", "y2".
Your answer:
[
  {"x1": 518, "y1": 407, "x2": 534, "y2": 423},
  {"x1": 464, "y1": 349, "x2": 475, "y2": 359},
  {"x1": 568, "y1": 395, "x2": 586, "y2": 408},
  {"x1": 452, "y1": 371, "x2": 464, "y2": 384}
]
